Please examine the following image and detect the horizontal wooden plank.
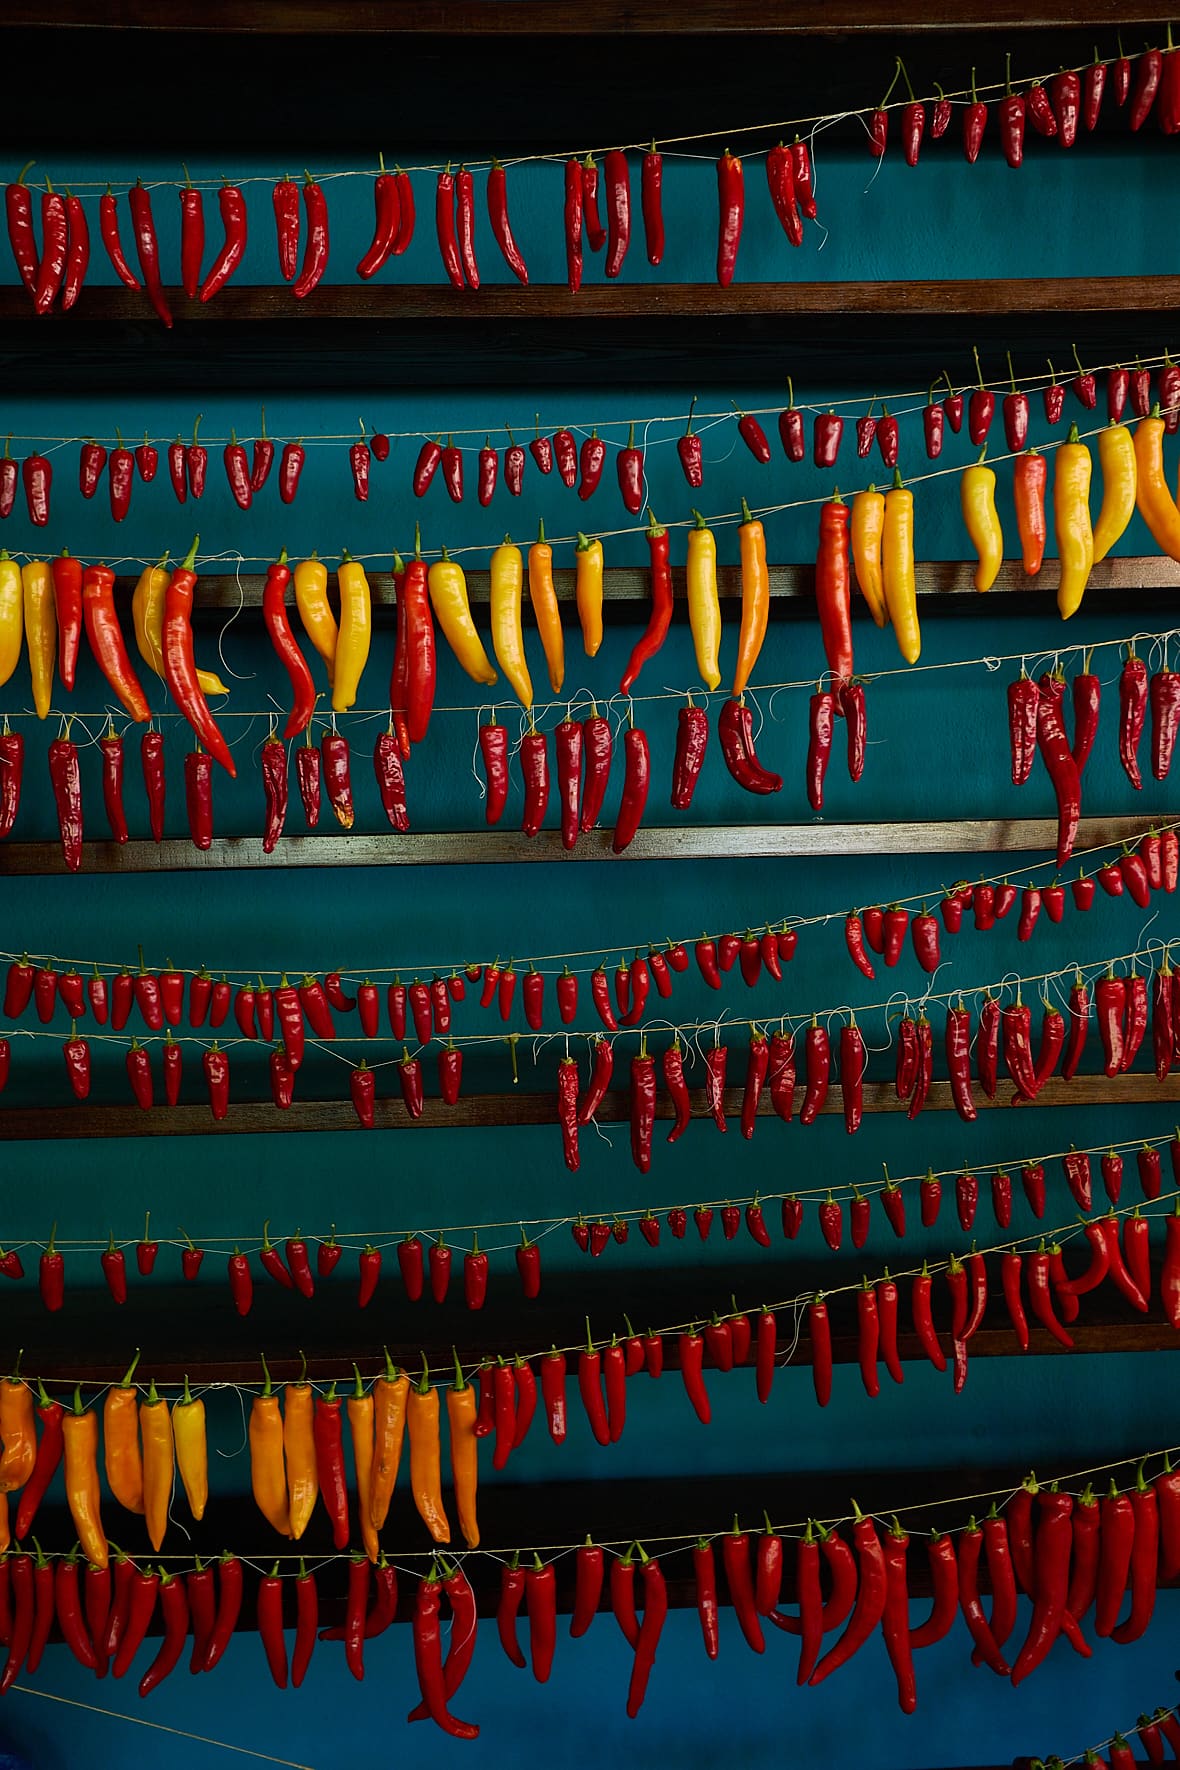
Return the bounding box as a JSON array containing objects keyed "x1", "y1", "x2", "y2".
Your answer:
[
  {"x1": 7, "y1": 2, "x2": 1173, "y2": 31},
  {"x1": 125, "y1": 555, "x2": 1180, "y2": 611},
  {"x1": 15, "y1": 277, "x2": 1180, "y2": 324},
  {"x1": 0, "y1": 1071, "x2": 1174, "y2": 1142},
  {"x1": 12, "y1": 280, "x2": 1180, "y2": 392},
  {"x1": 0, "y1": 812, "x2": 1163, "y2": 876}
]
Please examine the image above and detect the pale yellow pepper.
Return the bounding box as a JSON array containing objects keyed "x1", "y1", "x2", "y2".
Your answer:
[
  {"x1": 574, "y1": 533, "x2": 604, "y2": 657},
  {"x1": 132, "y1": 555, "x2": 229, "y2": 699},
  {"x1": 960, "y1": 451, "x2": 1003, "y2": 592},
  {"x1": 1092, "y1": 422, "x2": 1137, "y2": 563},
  {"x1": 686, "y1": 510, "x2": 721, "y2": 691},
  {"x1": 427, "y1": 549, "x2": 496, "y2": 684},
  {"x1": 0, "y1": 552, "x2": 24, "y2": 689},
  {"x1": 882, "y1": 470, "x2": 920, "y2": 664},
  {"x1": 173, "y1": 1377, "x2": 207, "y2": 1522},
  {"x1": 1054, "y1": 424, "x2": 1095, "y2": 620},
  {"x1": 331, "y1": 551, "x2": 371, "y2": 712},
  {"x1": 294, "y1": 553, "x2": 337, "y2": 685},
  {"x1": 850, "y1": 487, "x2": 888, "y2": 628},
  {"x1": 490, "y1": 536, "x2": 532, "y2": 709},
  {"x1": 21, "y1": 559, "x2": 55, "y2": 719}
]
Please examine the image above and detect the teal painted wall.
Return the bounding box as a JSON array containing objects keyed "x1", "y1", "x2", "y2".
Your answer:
[{"x1": 0, "y1": 117, "x2": 1176, "y2": 1770}]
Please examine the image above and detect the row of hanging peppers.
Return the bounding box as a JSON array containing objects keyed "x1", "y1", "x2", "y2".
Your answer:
[
  {"x1": 12, "y1": 31, "x2": 1180, "y2": 319},
  {"x1": 4, "y1": 334, "x2": 1174, "y2": 525},
  {"x1": 867, "y1": 36, "x2": 1180, "y2": 166},
  {"x1": 1042, "y1": 1703, "x2": 1180, "y2": 1769},
  {"x1": 7, "y1": 1203, "x2": 1180, "y2": 1578},
  {"x1": 6, "y1": 1441, "x2": 1180, "y2": 1723},
  {"x1": 7, "y1": 1129, "x2": 1178, "y2": 1317},
  {"x1": 0, "y1": 940, "x2": 1168, "y2": 1149}
]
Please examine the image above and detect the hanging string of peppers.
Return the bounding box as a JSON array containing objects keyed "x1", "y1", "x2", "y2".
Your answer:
[
  {"x1": 9, "y1": 37, "x2": 1180, "y2": 320},
  {"x1": 4, "y1": 1125, "x2": 1180, "y2": 1320}
]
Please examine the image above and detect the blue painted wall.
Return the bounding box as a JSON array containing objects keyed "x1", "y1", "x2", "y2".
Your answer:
[{"x1": 0, "y1": 113, "x2": 1176, "y2": 1770}]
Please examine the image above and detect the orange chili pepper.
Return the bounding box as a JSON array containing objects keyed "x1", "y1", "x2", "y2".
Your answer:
[
  {"x1": 446, "y1": 1352, "x2": 480, "y2": 1549},
  {"x1": 527, "y1": 519, "x2": 564, "y2": 695},
  {"x1": 63, "y1": 1387, "x2": 107, "y2": 1569},
  {"x1": 0, "y1": 1360, "x2": 36, "y2": 1493},
  {"x1": 347, "y1": 1365, "x2": 379, "y2": 1564},
  {"x1": 406, "y1": 1355, "x2": 450, "y2": 1544},
  {"x1": 250, "y1": 1354, "x2": 291, "y2": 1537},
  {"x1": 138, "y1": 1379, "x2": 174, "y2": 1552},
  {"x1": 732, "y1": 498, "x2": 769, "y2": 694},
  {"x1": 369, "y1": 1349, "x2": 409, "y2": 1531},
  {"x1": 284, "y1": 1354, "x2": 318, "y2": 1542},
  {"x1": 1013, "y1": 449, "x2": 1047, "y2": 576},
  {"x1": 102, "y1": 1350, "x2": 145, "y2": 1516}
]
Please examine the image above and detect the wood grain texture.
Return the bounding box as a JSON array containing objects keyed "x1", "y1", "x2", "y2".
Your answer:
[
  {"x1": 0, "y1": 1070, "x2": 1173, "y2": 1140},
  {"x1": 0, "y1": 812, "x2": 1165, "y2": 876},
  {"x1": 11, "y1": 1, "x2": 1174, "y2": 31}
]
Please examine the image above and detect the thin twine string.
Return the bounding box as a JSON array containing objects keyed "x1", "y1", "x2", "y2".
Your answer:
[
  {"x1": 7, "y1": 346, "x2": 1180, "y2": 451},
  {"x1": 0, "y1": 932, "x2": 1164, "y2": 1066},
  {"x1": 21, "y1": 1176, "x2": 1180, "y2": 1389},
  {"x1": 0, "y1": 810, "x2": 1169, "y2": 986},
  {"x1": 14, "y1": 46, "x2": 1160, "y2": 188},
  {"x1": 9, "y1": 1687, "x2": 315, "y2": 1768}
]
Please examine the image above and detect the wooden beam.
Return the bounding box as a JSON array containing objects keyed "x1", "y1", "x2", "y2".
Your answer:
[
  {"x1": 4, "y1": 3, "x2": 1172, "y2": 32},
  {"x1": 107, "y1": 555, "x2": 1180, "y2": 611},
  {"x1": 0, "y1": 812, "x2": 1164, "y2": 876},
  {"x1": 13, "y1": 276, "x2": 1180, "y2": 324},
  {"x1": 0, "y1": 1071, "x2": 1174, "y2": 1142}
]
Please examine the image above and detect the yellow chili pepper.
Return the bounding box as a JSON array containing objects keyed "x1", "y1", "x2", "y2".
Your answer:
[
  {"x1": 960, "y1": 449, "x2": 1003, "y2": 592},
  {"x1": 63, "y1": 1387, "x2": 107, "y2": 1570},
  {"x1": 850, "y1": 486, "x2": 888, "y2": 628},
  {"x1": 102, "y1": 1350, "x2": 144, "y2": 1516},
  {"x1": 132, "y1": 554, "x2": 228, "y2": 700},
  {"x1": 882, "y1": 470, "x2": 920, "y2": 665},
  {"x1": 427, "y1": 548, "x2": 496, "y2": 685},
  {"x1": 489, "y1": 535, "x2": 532, "y2": 709},
  {"x1": 172, "y1": 1376, "x2": 207, "y2": 1523},
  {"x1": 1054, "y1": 424, "x2": 1095, "y2": 620},
  {"x1": 294, "y1": 553, "x2": 337, "y2": 685},
  {"x1": 446, "y1": 1352, "x2": 479, "y2": 1550},
  {"x1": 21, "y1": 560, "x2": 56, "y2": 720},
  {"x1": 686, "y1": 510, "x2": 721, "y2": 691},
  {"x1": 527, "y1": 519, "x2": 564, "y2": 696},
  {"x1": 574, "y1": 532, "x2": 604, "y2": 657},
  {"x1": 732, "y1": 497, "x2": 769, "y2": 695},
  {"x1": 0, "y1": 551, "x2": 24, "y2": 690},
  {"x1": 1134, "y1": 409, "x2": 1180, "y2": 562},
  {"x1": 1092, "y1": 422, "x2": 1138, "y2": 563},
  {"x1": 406, "y1": 1355, "x2": 450, "y2": 1545},
  {"x1": 347, "y1": 1365, "x2": 379, "y2": 1564},
  {"x1": 369, "y1": 1349, "x2": 409, "y2": 1531},
  {"x1": 0, "y1": 1362, "x2": 36, "y2": 1494},
  {"x1": 283, "y1": 1353, "x2": 318, "y2": 1542},
  {"x1": 331, "y1": 551, "x2": 371, "y2": 713},
  {"x1": 138, "y1": 1380, "x2": 174, "y2": 1552},
  {"x1": 250, "y1": 1354, "x2": 291, "y2": 1537}
]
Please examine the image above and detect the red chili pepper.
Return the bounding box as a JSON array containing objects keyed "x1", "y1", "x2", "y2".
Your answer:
[
  {"x1": 790, "y1": 136, "x2": 817, "y2": 216},
  {"x1": 486, "y1": 159, "x2": 528, "y2": 284},
  {"x1": 715, "y1": 149, "x2": 744, "y2": 286},
  {"x1": 1111, "y1": 645, "x2": 1145, "y2": 799},
  {"x1": 912, "y1": 1265, "x2": 946, "y2": 1371},
  {"x1": 613, "y1": 723, "x2": 651, "y2": 854},
  {"x1": 127, "y1": 180, "x2": 172, "y2": 327},
  {"x1": 291, "y1": 172, "x2": 329, "y2": 299},
  {"x1": 48, "y1": 727, "x2": 84, "y2": 872},
  {"x1": 520, "y1": 726, "x2": 549, "y2": 838},
  {"x1": 813, "y1": 411, "x2": 843, "y2": 467},
  {"x1": 176, "y1": 175, "x2": 205, "y2": 299},
  {"x1": 197, "y1": 179, "x2": 247, "y2": 304}
]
